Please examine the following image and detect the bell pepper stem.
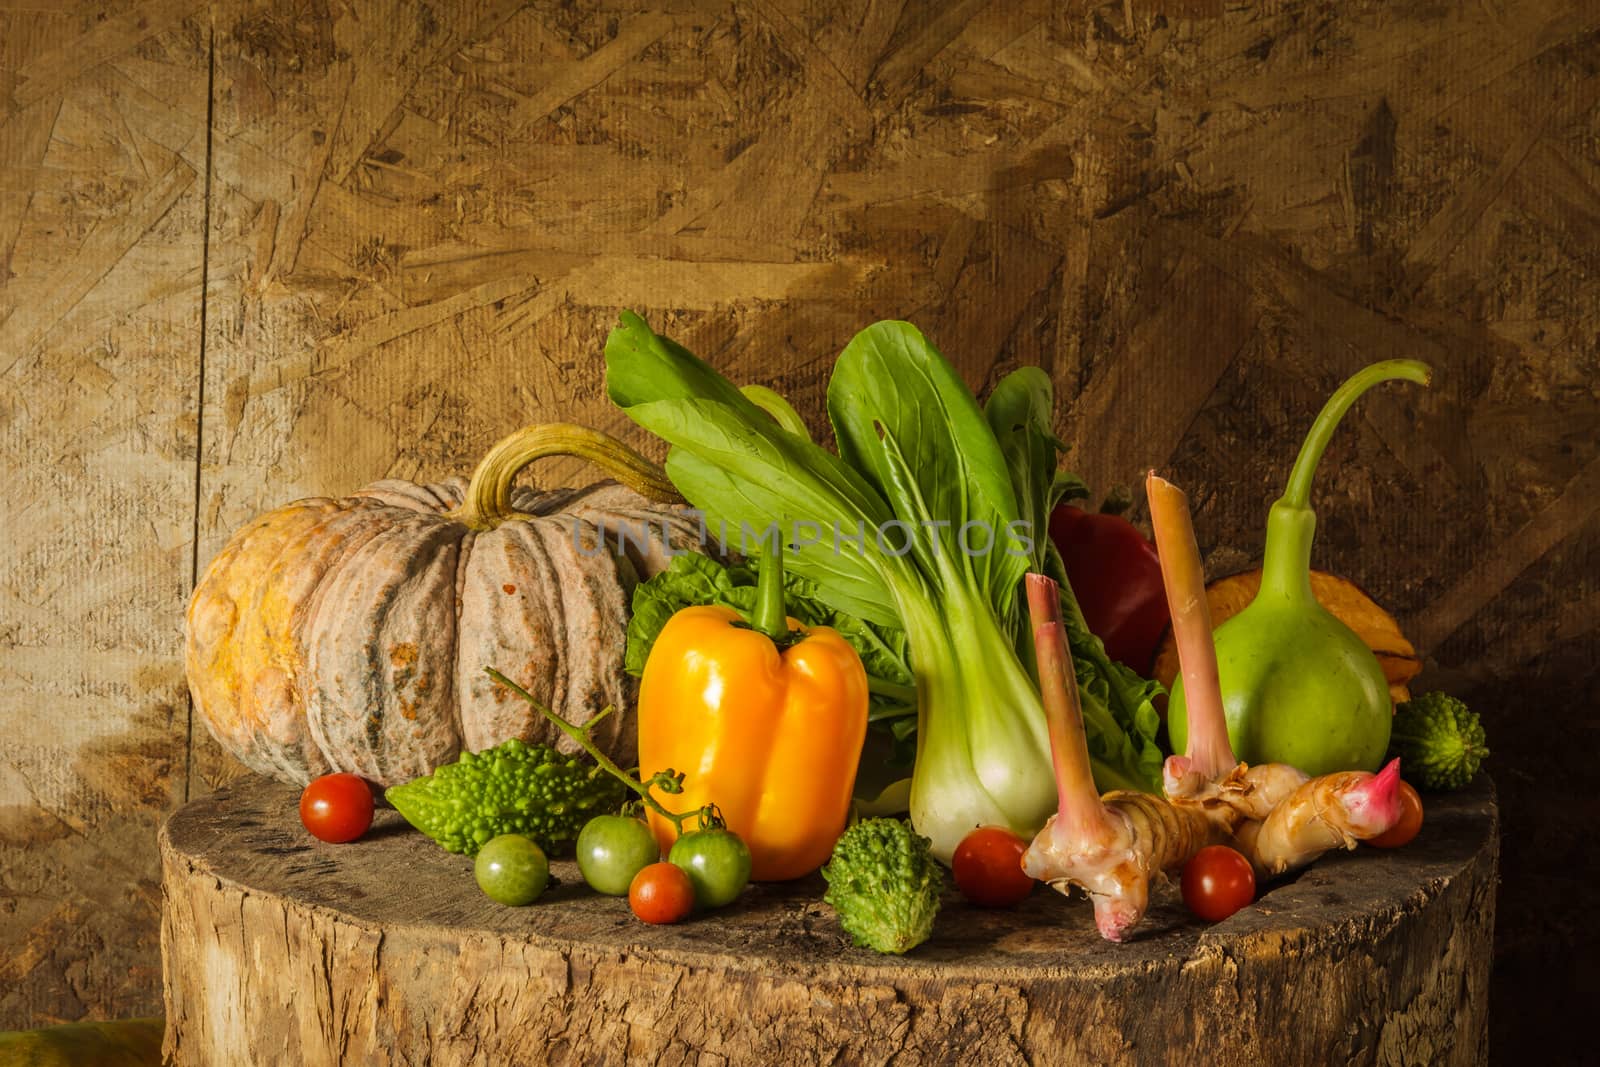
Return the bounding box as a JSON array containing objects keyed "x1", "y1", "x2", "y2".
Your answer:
[
  {"x1": 1261, "y1": 360, "x2": 1431, "y2": 602},
  {"x1": 485, "y1": 667, "x2": 713, "y2": 836},
  {"x1": 751, "y1": 536, "x2": 789, "y2": 642}
]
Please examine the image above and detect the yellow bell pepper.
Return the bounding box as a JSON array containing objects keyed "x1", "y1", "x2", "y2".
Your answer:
[{"x1": 637, "y1": 542, "x2": 869, "y2": 881}]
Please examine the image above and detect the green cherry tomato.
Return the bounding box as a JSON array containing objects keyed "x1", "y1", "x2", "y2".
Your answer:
[
  {"x1": 668, "y1": 828, "x2": 751, "y2": 909},
  {"x1": 577, "y1": 815, "x2": 660, "y2": 896},
  {"x1": 474, "y1": 834, "x2": 550, "y2": 906}
]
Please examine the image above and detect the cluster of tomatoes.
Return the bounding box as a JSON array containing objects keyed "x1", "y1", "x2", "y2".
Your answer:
[
  {"x1": 295, "y1": 772, "x2": 749, "y2": 925},
  {"x1": 298, "y1": 773, "x2": 1425, "y2": 930},
  {"x1": 574, "y1": 814, "x2": 751, "y2": 924}
]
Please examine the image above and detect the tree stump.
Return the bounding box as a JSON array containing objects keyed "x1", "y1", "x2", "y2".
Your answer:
[{"x1": 161, "y1": 777, "x2": 1496, "y2": 1066}]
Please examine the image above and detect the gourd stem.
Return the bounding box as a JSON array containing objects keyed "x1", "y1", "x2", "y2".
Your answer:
[
  {"x1": 1262, "y1": 360, "x2": 1430, "y2": 603},
  {"x1": 751, "y1": 536, "x2": 789, "y2": 642},
  {"x1": 1260, "y1": 503, "x2": 1318, "y2": 603},
  {"x1": 1279, "y1": 360, "x2": 1431, "y2": 510},
  {"x1": 449, "y1": 423, "x2": 680, "y2": 531}
]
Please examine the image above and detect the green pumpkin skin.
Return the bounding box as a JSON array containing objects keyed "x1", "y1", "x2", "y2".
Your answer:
[{"x1": 1168, "y1": 601, "x2": 1392, "y2": 777}]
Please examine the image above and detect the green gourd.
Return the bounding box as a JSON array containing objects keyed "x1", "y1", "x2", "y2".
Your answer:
[{"x1": 1168, "y1": 359, "x2": 1430, "y2": 776}]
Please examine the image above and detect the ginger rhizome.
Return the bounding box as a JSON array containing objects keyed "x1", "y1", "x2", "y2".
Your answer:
[
  {"x1": 1021, "y1": 476, "x2": 1411, "y2": 941},
  {"x1": 1147, "y1": 470, "x2": 1312, "y2": 827},
  {"x1": 1020, "y1": 573, "x2": 1225, "y2": 942},
  {"x1": 1235, "y1": 760, "x2": 1404, "y2": 876}
]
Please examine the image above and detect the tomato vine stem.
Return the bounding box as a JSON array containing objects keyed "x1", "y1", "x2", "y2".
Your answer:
[{"x1": 485, "y1": 667, "x2": 722, "y2": 836}]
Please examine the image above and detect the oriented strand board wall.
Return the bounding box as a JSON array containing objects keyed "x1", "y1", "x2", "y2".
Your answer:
[
  {"x1": 1, "y1": 0, "x2": 1596, "y2": 1056},
  {"x1": 0, "y1": 0, "x2": 207, "y2": 1027}
]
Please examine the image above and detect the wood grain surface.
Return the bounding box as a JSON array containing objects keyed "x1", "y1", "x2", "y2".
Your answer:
[
  {"x1": 160, "y1": 775, "x2": 1497, "y2": 1066},
  {"x1": 2, "y1": 1, "x2": 1595, "y2": 1060}
]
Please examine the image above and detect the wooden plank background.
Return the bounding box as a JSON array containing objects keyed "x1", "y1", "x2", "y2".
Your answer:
[
  {"x1": 0, "y1": 0, "x2": 207, "y2": 1027},
  {"x1": 2, "y1": 0, "x2": 1595, "y2": 1057}
]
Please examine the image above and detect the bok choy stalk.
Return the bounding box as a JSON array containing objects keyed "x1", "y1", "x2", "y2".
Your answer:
[{"x1": 605, "y1": 313, "x2": 1161, "y2": 860}]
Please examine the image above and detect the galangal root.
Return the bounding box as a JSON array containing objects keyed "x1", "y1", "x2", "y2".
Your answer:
[
  {"x1": 1234, "y1": 761, "x2": 1403, "y2": 876},
  {"x1": 1020, "y1": 573, "x2": 1228, "y2": 942},
  {"x1": 1021, "y1": 477, "x2": 1407, "y2": 943}
]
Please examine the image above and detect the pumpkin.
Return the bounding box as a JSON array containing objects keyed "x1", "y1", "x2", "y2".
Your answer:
[{"x1": 185, "y1": 424, "x2": 703, "y2": 787}]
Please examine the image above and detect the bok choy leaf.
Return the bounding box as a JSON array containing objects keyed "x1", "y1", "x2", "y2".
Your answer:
[{"x1": 605, "y1": 312, "x2": 1161, "y2": 861}]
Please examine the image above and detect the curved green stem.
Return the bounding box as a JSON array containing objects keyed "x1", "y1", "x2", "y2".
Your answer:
[
  {"x1": 1280, "y1": 360, "x2": 1431, "y2": 509},
  {"x1": 1261, "y1": 360, "x2": 1430, "y2": 603},
  {"x1": 741, "y1": 384, "x2": 812, "y2": 441},
  {"x1": 485, "y1": 667, "x2": 714, "y2": 836},
  {"x1": 751, "y1": 536, "x2": 789, "y2": 642},
  {"x1": 449, "y1": 424, "x2": 681, "y2": 531}
]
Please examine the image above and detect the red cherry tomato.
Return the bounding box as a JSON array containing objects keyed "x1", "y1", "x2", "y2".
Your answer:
[
  {"x1": 629, "y1": 862, "x2": 695, "y2": 925},
  {"x1": 1365, "y1": 781, "x2": 1424, "y2": 849},
  {"x1": 952, "y1": 826, "x2": 1035, "y2": 908},
  {"x1": 1181, "y1": 845, "x2": 1255, "y2": 922},
  {"x1": 299, "y1": 773, "x2": 375, "y2": 843}
]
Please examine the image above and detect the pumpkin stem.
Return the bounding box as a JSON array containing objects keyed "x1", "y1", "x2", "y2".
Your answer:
[{"x1": 450, "y1": 423, "x2": 680, "y2": 531}]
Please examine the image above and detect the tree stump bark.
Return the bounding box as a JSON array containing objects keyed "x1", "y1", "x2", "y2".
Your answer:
[{"x1": 161, "y1": 777, "x2": 1496, "y2": 1066}]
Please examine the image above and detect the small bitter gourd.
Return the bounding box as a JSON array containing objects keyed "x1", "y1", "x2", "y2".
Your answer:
[{"x1": 386, "y1": 738, "x2": 627, "y2": 855}]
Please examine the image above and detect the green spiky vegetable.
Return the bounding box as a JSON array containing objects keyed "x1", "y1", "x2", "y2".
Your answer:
[
  {"x1": 386, "y1": 737, "x2": 627, "y2": 855},
  {"x1": 821, "y1": 818, "x2": 943, "y2": 954},
  {"x1": 1387, "y1": 692, "x2": 1489, "y2": 791}
]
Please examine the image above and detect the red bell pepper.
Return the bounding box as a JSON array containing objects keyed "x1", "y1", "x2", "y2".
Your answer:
[{"x1": 1048, "y1": 504, "x2": 1170, "y2": 672}]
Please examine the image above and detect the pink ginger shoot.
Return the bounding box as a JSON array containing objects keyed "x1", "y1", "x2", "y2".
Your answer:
[
  {"x1": 1236, "y1": 758, "x2": 1405, "y2": 877},
  {"x1": 1022, "y1": 574, "x2": 1223, "y2": 941},
  {"x1": 1146, "y1": 472, "x2": 1235, "y2": 791},
  {"x1": 1148, "y1": 471, "x2": 1312, "y2": 824},
  {"x1": 1024, "y1": 575, "x2": 1123, "y2": 848}
]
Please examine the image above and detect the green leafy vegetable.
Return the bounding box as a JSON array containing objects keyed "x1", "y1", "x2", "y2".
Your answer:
[
  {"x1": 605, "y1": 312, "x2": 1163, "y2": 861},
  {"x1": 985, "y1": 367, "x2": 1165, "y2": 789},
  {"x1": 1388, "y1": 692, "x2": 1489, "y2": 791},
  {"x1": 983, "y1": 364, "x2": 1076, "y2": 575},
  {"x1": 385, "y1": 738, "x2": 627, "y2": 856},
  {"x1": 607, "y1": 313, "x2": 904, "y2": 626},
  {"x1": 821, "y1": 817, "x2": 943, "y2": 954},
  {"x1": 741, "y1": 383, "x2": 813, "y2": 440}
]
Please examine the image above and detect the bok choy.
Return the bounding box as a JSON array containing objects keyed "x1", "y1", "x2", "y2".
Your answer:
[{"x1": 605, "y1": 313, "x2": 1161, "y2": 860}]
